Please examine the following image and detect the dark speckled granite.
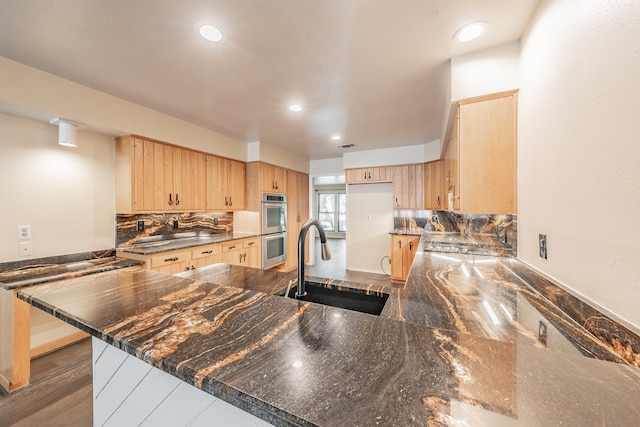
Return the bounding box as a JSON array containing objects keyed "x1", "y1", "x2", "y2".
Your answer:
[{"x1": 17, "y1": 237, "x2": 640, "y2": 426}]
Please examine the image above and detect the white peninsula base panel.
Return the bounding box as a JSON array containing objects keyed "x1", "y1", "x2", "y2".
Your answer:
[{"x1": 92, "y1": 337, "x2": 273, "y2": 427}]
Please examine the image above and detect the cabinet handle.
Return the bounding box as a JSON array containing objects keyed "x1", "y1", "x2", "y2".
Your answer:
[
  {"x1": 175, "y1": 193, "x2": 180, "y2": 206},
  {"x1": 185, "y1": 267, "x2": 190, "y2": 271},
  {"x1": 436, "y1": 196, "x2": 441, "y2": 206},
  {"x1": 229, "y1": 196, "x2": 232, "y2": 206},
  {"x1": 202, "y1": 250, "x2": 213, "y2": 254},
  {"x1": 409, "y1": 242, "x2": 413, "y2": 250},
  {"x1": 395, "y1": 197, "x2": 399, "y2": 206},
  {"x1": 363, "y1": 171, "x2": 366, "y2": 180},
  {"x1": 168, "y1": 193, "x2": 173, "y2": 206},
  {"x1": 191, "y1": 265, "x2": 195, "y2": 270},
  {"x1": 398, "y1": 241, "x2": 401, "y2": 249},
  {"x1": 368, "y1": 171, "x2": 371, "y2": 180},
  {"x1": 247, "y1": 241, "x2": 254, "y2": 246},
  {"x1": 225, "y1": 196, "x2": 229, "y2": 206},
  {"x1": 228, "y1": 245, "x2": 236, "y2": 250},
  {"x1": 165, "y1": 257, "x2": 178, "y2": 262}
]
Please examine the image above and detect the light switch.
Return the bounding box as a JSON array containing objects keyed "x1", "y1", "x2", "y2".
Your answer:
[{"x1": 18, "y1": 225, "x2": 31, "y2": 240}]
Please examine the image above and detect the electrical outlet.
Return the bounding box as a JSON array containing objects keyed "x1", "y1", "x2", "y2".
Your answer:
[
  {"x1": 173, "y1": 218, "x2": 179, "y2": 229},
  {"x1": 213, "y1": 217, "x2": 219, "y2": 225},
  {"x1": 539, "y1": 234, "x2": 547, "y2": 259},
  {"x1": 136, "y1": 220, "x2": 145, "y2": 232},
  {"x1": 17, "y1": 225, "x2": 31, "y2": 240},
  {"x1": 366, "y1": 214, "x2": 371, "y2": 221}
]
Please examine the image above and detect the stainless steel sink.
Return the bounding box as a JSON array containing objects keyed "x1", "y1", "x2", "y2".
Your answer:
[{"x1": 284, "y1": 281, "x2": 388, "y2": 316}]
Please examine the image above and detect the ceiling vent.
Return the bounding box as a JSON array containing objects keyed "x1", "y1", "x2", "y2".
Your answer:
[{"x1": 338, "y1": 143, "x2": 356, "y2": 149}]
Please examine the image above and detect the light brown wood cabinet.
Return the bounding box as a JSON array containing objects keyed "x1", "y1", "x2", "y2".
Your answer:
[
  {"x1": 222, "y1": 237, "x2": 260, "y2": 268},
  {"x1": 115, "y1": 136, "x2": 207, "y2": 213},
  {"x1": 345, "y1": 167, "x2": 392, "y2": 184},
  {"x1": 424, "y1": 160, "x2": 444, "y2": 210},
  {"x1": 190, "y1": 243, "x2": 222, "y2": 268},
  {"x1": 149, "y1": 249, "x2": 191, "y2": 274},
  {"x1": 443, "y1": 90, "x2": 518, "y2": 214},
  {"x1": 392, "y1": 164, "x2": 424, "y2": 209},
  {"x1": 259, "y1": 163, "x2": 287, "y2": 193},
  {"x1": 390, "y1": 235, "x2": 420, "y2": 283},
  {"x1": 279, "y1": 169, "x2": 309, "y2": 271},
  {"x1": 206, "y1": 155, "x2": 246, "y2": 211}
]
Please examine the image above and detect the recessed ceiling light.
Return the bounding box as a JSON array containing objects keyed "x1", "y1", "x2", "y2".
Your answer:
[
  {"x1": 199, "y1": 24, "x2": 223, "y2": 42},
  {"x1": 453, "y1": 21, "x2": 489, "y2": 43},
  {"x1": 331, "y1": 135, "x2": 342, "y2": 141},
  {"x1": 289, "y1": 104, "x2": 302, "y2": 112}
]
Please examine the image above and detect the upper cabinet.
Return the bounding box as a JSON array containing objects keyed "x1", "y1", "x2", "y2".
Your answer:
[
  {"x1": 206, "y1": 155, "x2": 246, "y2": 211},
  {"x1": 424, "y1": 160, "x2": 444, "y2": 210},
  {"x1": 259, "y1": 162, "x2": 287, "y2": 193},
  {"x1": 443, "y1": 90, "x2": 518, "y2": 214},
  {"x1": 115, "y1": 136, "x2": 206, "y2": 213},
  {"x1": 345, "y1": 167, "x2": 392, "y2": 184},
  {"x1": 392, "y1": 164, "x2": 423, "y2": 209}
]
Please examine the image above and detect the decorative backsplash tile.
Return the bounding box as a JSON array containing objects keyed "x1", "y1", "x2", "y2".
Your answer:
[
  {"x1": 394, "y1": 210, "x2": 517, "y2": 257},
  {"x1": 116, "y1": 212, "x2": 233, "y2": 247}
]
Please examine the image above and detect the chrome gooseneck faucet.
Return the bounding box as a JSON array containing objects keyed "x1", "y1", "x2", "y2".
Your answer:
[{"x1": 296, "y1": 219, "x2": 331, "y2": 297}]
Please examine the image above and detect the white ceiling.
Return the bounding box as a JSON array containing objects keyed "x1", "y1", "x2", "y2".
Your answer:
[{"x1": 0, "y1": 0, "x2": 539, "y2": 160}]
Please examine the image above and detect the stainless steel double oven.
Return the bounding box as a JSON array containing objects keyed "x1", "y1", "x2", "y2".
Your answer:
[{"x1": 261, "y1": 193, "x2": 287, "y2": 268}]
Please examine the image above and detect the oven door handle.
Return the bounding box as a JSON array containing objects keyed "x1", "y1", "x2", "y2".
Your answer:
[
  {"x1": 262, "y1": 202, "x2": 286, "y2": 209},
  {"x1": 263, "y1": 232, "x2": 286, "y2": 241}
]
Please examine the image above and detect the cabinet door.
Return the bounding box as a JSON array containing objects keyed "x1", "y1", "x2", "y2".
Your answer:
[
  {"x1": 392, "y1": 164, "x2": 423, "y2": 209},
  {"x1": 206, "y1": 155, "x2": 226, "y2": 210},
  {"x1": 174, "y1": 147, "x2": 205, "y2": 211},
  {"x1": 424, "y1": 160, "x2": 444, "y2": 210},
  {"x1": 345, "y1": 168, "x2": 366, "y2": 184},
  {"x1": 459, "y1": 94, "x2": 516, "y2": 214},
  {"x1": 390, "y1": 236, "x2": 404, "y2": 282},
  {"x1": 138, "y1": 138, "x2": 171, "y2": 211},
  {"x1": 227, "y1": 159, "x2": 246, "y2": 210}
]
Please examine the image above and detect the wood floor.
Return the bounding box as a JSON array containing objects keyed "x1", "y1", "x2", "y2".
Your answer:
[{"x1": 0, "y1": 338, "x2": 92, "y2": 427}]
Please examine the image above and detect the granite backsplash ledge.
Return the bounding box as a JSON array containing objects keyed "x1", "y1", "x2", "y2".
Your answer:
[
  {"x1": 394, "y1": 210, "x2": 517, "y2": 256},
  {"x1": 116, "y1": 212, "x2": 233, "y2": 247}
]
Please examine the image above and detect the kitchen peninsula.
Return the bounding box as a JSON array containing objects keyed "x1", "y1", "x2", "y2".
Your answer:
[{"x1": 18, "y1": 236, "x2": 640, "y2": 426}]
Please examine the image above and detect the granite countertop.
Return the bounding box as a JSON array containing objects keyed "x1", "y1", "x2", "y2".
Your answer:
[
  {"x1": 18, "y1": 237, "x2": 640, "y2": 426},
  {"x1": 117, "y1": 231, "x2": 259, "y2": 255},
  {"x1": 0, "y1": 250, "x2": 142, "y2": 290}
]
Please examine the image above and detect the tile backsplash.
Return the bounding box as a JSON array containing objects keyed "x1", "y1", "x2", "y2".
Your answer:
[
  {"x1": 116, "y1": 212, "x2": 233, "y2": 247},
  {"x1": 394, "y1": 210, "x2": 517, "y2": 256}
]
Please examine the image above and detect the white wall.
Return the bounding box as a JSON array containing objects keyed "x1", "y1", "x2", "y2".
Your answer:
[
  {"x1": 246, "y1": 141, "x2": 309, "y2": 173},
  {"x1": 310, "y1": 157, "x2": 344, "y2": 176},
  {"x1": 346, "y1": 183, "x2": 393, "y2": 273},
  {"x1": 0, "y1": 57, "x2": 246, "y2": 161},
  {"x1": 451, "y1": 41, "x2": 520, "y2": 101},
  {"x1": 519, "y1": 0, "x2": 640, "y2": 327},
  {"x1": 0, "y1": 112, "x2": 115, "y2": 262},
  {"x1": 342, "y1": 141, "x2": 440, "y2": 169}
]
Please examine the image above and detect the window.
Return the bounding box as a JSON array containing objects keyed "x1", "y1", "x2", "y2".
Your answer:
[{"x1": 318, "y1": 192, "x2": 346, "y2": 232}]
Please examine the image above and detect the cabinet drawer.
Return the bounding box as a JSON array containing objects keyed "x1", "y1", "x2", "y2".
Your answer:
[
  {"x1": 243, "y1": 238, "x2": 260, "y2": 249},
  {"x1": 150, "y1": 251, "x2": 190, "y2": 269},
  {"x1": 222, "y1": 241, "x2": 242, "y2": 253},
  {"x1": 191, "y1": 244, "x2": 221, "y2": 260}
]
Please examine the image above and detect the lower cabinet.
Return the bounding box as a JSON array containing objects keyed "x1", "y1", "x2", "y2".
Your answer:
[
  {"x1": 132, "y1": 237, "x2": 261, "y2": 274},
  {"x1": 150, "y1": 250, "x2": 191, "y2": 274},
  {"x1": 390, "y1": 235, "x2": 420, "y2": 283},
  {"x1": 221, "y1": 237, "x2": 261, "y2": 268}
]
